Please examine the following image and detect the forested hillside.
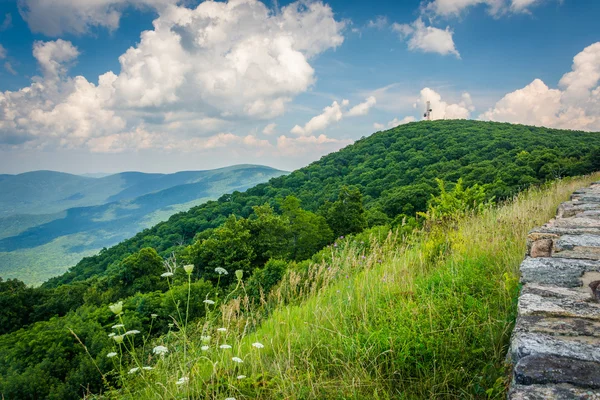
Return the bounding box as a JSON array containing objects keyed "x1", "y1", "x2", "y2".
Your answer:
[{"x1": 0, "y1": 120, "x2": 599, "y2": 399}]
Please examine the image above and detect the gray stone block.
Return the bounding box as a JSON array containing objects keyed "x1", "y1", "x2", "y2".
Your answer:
[
  {"x1": 519, "y1": 258, "x2": 600, "y2": 287},
  {"x1": 510, "y1": 331, "x2": 600, "y2": 363},
  {"x1": 514, "y1": 354, "x2": 600, "y2": 389},
  {"x1": 514, "y1": 315, "x2": 600, "y2": 338},
  {"x1": 509, "y1": 384, "x2": 600, "y2": 399},
  {"x1": 518, "y1": 284, "x2": 600, "y2": 321}
]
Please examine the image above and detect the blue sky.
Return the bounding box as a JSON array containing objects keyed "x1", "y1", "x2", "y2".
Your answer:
[{"x1": 0, "y1": 0, "x2": 599, "y2": 174}]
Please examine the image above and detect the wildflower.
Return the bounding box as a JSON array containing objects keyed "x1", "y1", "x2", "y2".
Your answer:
[
  {"x1": 168, "y1": 323, "x2": 174, "y2": 328},
  {"x1": 106, "y1": 352, "x2": 117, "y2": 358},
  {"x1": 201, "y1": 345, "x2": 209, "y2": 351},
  {"x1": 176, "y1": 377, "x2": 189, "y2": 385},
  {"x1": 200, "y1": 335, "x2": 211, "y2": 342},
  {"x1": 128, "y1": 367, "x2": 139, "y2": 374},
  {"x1": 235, "y1": 269, "x2": 243, "y2": 281},
  {"x1": 237, "y1": 375, "x2": 246, "y2": 380},
  {"x1": 252, "y1": 342, "x2": 264, "y2": 349},
  {"x1": 142, "y1": 366, "x2": 153, "y2": 370},
  {"x1": 219, "y1": 344, "x2": 232, "y2": 349},
  {"x1": 124, "y1": 330, "x2": 140, "y2": 335},
  {"x1": 340, "y1": 236, "x2": 344, "y2": 239},
  {"x1": 161, "y1": 272, "x2": 174, "y2": 278},
  {"x1": 217, "y1": 327, "x2": 227, "y2": 332},
  {"x1": 215, "y1": 267, "x2": 228, "y2": 275},
  {"x1": 151, "y1": 313, "x2": 158, "y2": 318},
  {"x1": 112, "y1": 324, "x2": 124, "y2": 329},
  {"x1": 183, "y1": 264, "x2": 194, "y2": 274},
  {"x1": 203, "y1": 299, "x2": 215, "y2": 305},
  {"x1": 109, "y1": 301, "x2": 123, "y2": 315},
  {"x1": 152, "y1": 345, "x2": 169, "y2": 355},
  {"x1": 108, "y1": 332, "x2": 116, "y2": 338},
  {"x1": 232, "y1": 357, "x2": 243, "y2": 363},
  {"x1": 225, "y1": 397, "x2": 236, "y2": 400},
  {"x1": 112, "y1": 335, "x2": 124, "y2": 344}
]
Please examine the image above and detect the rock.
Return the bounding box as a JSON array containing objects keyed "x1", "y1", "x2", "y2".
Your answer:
[
  {"x1": 514, "y1": 354, "x2": 600, "y2": 389},
  {"x1": 514, "y1": 315, "x2": 600, "y2": 338},
  {"x1": 519, "y1": 258, "x2": 600, "y2": 287},
  {"x1": 509, "y1": 384, "x2": 600, "y2": 399},
  {"x1": 510, "y1": 331, "x2": 600, "y2": 364},
  {"x1": 530, "y1": 239, "x2": 553, "y2": 258},
  {"x1": 518, "y1": 284, "x2": 600, "y2": 321},
  {"x1": 553, "y1": 235, "x2": 600, "y2": 260},
  {"x1": 590, "y1": 280, "x2": 600, "y2": 302}
]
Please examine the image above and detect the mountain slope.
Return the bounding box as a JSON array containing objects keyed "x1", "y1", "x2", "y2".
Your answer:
[
  {"x1": 47, "y1": 120, "x2": 600, "y2": 287},
  {"x1": 0, "y1": 165, "x2": 286, "y2": 285}
]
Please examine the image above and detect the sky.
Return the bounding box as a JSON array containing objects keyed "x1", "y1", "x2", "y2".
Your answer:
[{"x1": 0, "y1": 0, "x2": 599, "y2": 174}]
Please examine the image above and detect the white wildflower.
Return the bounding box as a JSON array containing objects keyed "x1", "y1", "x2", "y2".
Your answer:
[
  {"x1": 201, "y1": 345, "x2": 209, "y2": 351},
  {"x1": 106, "y1": 352, "x2": 117, "y2": 358},
  {"x1": 151, "y1": 313, "x2": 158, "y2": 318},
  {"x1": 252, "y1": 342, "x2": 264, "y2": 349},
  {"x1": 176, "y1": 377, "x2": 189, "y2": 385},
  {"x1": 232, "y1": 357, "x2": 243, "y2": 363},
  {"x1": 203, "y1": 299, "x2": 215, "y2": 305},
  {"x1": 152, "y1": 345, "x2": 169, "y2": 355},
  {"x1": 225, "y1": 397, "x2": 236, "y2": 400},
  {"x1": 109, "y1": 301, "x2": 123, "y2": 315},
  {"x1": 161, "y1": 272, "x2": 174, "y2": 278},
  {"x1": 237, "y1": 375, "x2": 246, "y2": 380},
  {"x1": 142, "y1": 366, "x2": 153, "y2": 370},
  {"x1": 217, "y1": 327, "x2": 227, "y2": 332},
  {"x1": 219, "y1": 344, "x2": 232, "y2": 349},
  {"x1": 111, "y1": 324, "x2": 124, "y2": 329},
  {"x1": 215, "y1": 267, "x2": 228, "y2": 275},
  {"x1": 124, "y1": 330, "x2": 140, "y2": 335},
  {"x1": 112, "y1": 335, "x2": 124, "y2": 344},
  {"x1": 183, "y1": 264, "x2": 194, "y2": 274},
  {"x1": 200, "y1": 335, "x2": 211, "y2": 342},
  {"x1": 128, "y1": 367, "x2": 139, "y2": 374},
  {"x1": 108, "y1": 332, "x2": 115, "y2": 338}
]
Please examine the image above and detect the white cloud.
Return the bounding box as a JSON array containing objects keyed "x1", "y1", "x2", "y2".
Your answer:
[
  {"x1": 18, "y1": 0, "x2": 177, "y2": 36},
  {"x1": 0, "y1": 1, "x2": 346, "y2": 153},
  {"x1": 346, "y1": 96, "x2": 376, "y2": 117},
  {"x1": 480, "y1": 42, "x2": 600, "y2": 131},
  {"x1": 276, "y1": 134, "x2": 352, "y2": 156},
  {"x1": 32, "y1": 39, "x2": 79, "y2": 78},
  {"x1": 262, "y1": 123, "x2": 277, "y2": 135},
  {"x1": 421, "y1": 0, "x2": 549, "y2": 17},
  {"x1": 392, "y1": 18, "x2": 460, "y2": 58},
  {"x1": 387, "y1": 116, "x2": 416, "y2": 127},
  {"x1": 0, "y1": 13, "x2": 11, "y2": 31},
  {"x1": 416, "y1": 88, "x2": 473, "y2": 120},
  {"x1": 367, "y1": 16, "x2": 388, "y2": 29},
  {"x1": 291, "y1": 99, "x2": 349, "y2": 136},
  {"x1": 373, "y1": 122, "x2": 385, "y2": 130},
  {"x1": 4, "y1": 62, "x2": 17, "y2": 75},
  {"x1": 0, "y1": 44, "x2": 6, "y2": 59}
]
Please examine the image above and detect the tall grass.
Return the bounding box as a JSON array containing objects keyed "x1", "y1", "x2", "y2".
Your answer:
[{"x1": 97, "y1": 174, "x2": 599, "y2": 400}]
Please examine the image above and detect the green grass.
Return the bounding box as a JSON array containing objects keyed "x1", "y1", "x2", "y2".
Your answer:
[{"x1": 96, "y1": 174, "x2": 600, "y2": 400}]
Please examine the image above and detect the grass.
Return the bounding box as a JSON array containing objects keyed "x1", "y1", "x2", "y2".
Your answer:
[{"x1": 95, "y1": 174, "x2": 600, "y2": 400}]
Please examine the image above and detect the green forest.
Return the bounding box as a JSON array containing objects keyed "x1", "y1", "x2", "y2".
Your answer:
[{"x1": 1, "y1": 120, "x2": 599, "y2": 399}]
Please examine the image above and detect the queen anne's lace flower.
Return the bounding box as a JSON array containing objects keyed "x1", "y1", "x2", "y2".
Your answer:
[
  {"x1": 142, "y1": 366, "x2": 153, "y2": 370},
  {"x1": 128, "y1": 367, "x2": 139, "y2": 374},
  {"x1": 124, "y1": 330, "x2": 140, "y2": 335},
  {"x1": 203, "y1": 299, "x2": 215, "y2": 305},
  {"x1": 183, "y1": 264, "x2": 194, "y2": 274},
  {"x1": 201, "y1": 345, "x2": 209, "y2": 351},
  {"x1": 109, "y1": 301, "x2": 123, "y2": 315},
  {"x1": 219, "y1": 344, "x2": 232, "y2": 349},
  {"x1": 112, "y1": 335, "x2": 124, "y2": 344},
  {"x1": 252, "y1": 342, "x2": 264, "y2": 349},
  {"x1": 217, "y1": 327, "x2": 227, "y2": 332},
  {"x1": 106, "y1": 352, "x2": 117, "y2": 358},
  {"x1": 237, "y1": 375, "x2": 246, "y2": 380},
  {"x1": 215, "y1": 267, "x2": 228, "y2": 275},
  {"x1": 152, "y1": 345, "x2": 168, "y2": 355},
  {"x1": 176, "y1": 377, "x2": 189, "y2": 385},
  {"x1": 161, "y1": 272, "x2": 174, "y2": 278},
  {"x1": 112, "y1": 324, "x2": 124, "y2": 329},
  {"x1": 232, "y1": 357, "x2": 243, "y2": 363},
  {"x1": 200, "y1": 335, "x2": 211, "y2": 342}
]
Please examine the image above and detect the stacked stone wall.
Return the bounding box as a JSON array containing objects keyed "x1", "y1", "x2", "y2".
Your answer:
[{"x1": 508, "y1": 182, "x2": 600, "y2": 399}]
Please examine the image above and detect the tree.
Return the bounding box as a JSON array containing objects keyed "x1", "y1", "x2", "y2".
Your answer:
[
  {"x1": 282, "y1": 196, "x2": 333, "y2": 261},
  {"x1": 325, "y1": 186, "x2": 366, "y2": 237}
]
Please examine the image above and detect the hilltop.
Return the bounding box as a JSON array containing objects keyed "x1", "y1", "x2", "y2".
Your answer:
[{"x1": 0, "y1": 120, "x2": 598, "y2": 399}]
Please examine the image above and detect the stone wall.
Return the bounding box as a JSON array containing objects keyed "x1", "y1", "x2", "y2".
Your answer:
[{"x1": 508, "y1": 182, "x2": 600, "y2": 399}]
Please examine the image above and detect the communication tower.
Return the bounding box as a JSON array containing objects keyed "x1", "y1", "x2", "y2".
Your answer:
[{"x1": 423, "y1": 101, "x2": 432, "y2": 121}]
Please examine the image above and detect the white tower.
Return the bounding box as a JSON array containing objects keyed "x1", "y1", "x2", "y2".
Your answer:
[{"x1": 424, "y1": 101, "x2": 432, "y2": 121}]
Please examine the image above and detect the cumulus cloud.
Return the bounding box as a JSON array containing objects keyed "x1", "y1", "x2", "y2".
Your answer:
[
  {"x1": 373, "y1": 116, "x2": 416, "y2": 130},
  {"x1": 18, "y1": 0, "x2": 177, "y2": 36},
  {"x1": 421, "y1": 0, "x2": 548, "y2": 17},
  {"x1": 480, "y1": 42, "x2": 600, "y2": 131},
  {"x1": 392, "y1": 18, "x2": 460, "y2": 57},
  {"x1": 262, "y1": 123, "x2": 277, "y2": 135},
  {"x1": 0, "y1": 0, "x2": 346, "y2": 153},
  {"x1": 346, "y1": 96, "x2": 376, "y2": 117},
  {"x1": 291, "y1": 99, "x2": 349, "y2": 136},
  {"x1": 32, "y1": 39, "x2": 79, "y2": 78},
  {"x1": 367, "y1": 16, "x2": 388, "y2": 29},
  {"x1": 416, "y1": 88, "x2": 474, "y2": 120}
]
